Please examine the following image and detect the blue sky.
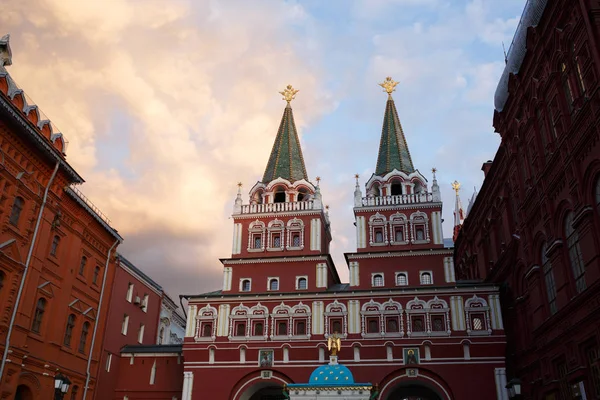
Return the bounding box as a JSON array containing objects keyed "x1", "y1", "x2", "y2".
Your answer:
[{"x1": 2, "y1": 0, "x2": 526, "y2": 297}]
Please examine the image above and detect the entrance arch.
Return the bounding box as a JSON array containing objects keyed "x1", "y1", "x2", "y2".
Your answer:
[
  {"x1": 14, "y1": 385, "x2": 34, "y2": 400},
  {"x1": 238, "y1": 381, "x2": 286, "y2": 400},
  {"x1": 384, "y1": 381, "x2": 443, "y2": 400}
]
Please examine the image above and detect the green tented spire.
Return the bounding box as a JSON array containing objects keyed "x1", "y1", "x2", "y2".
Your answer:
[
  {"x1": 262, "y1": 86, "x2": 308, "y2": 183},
  {"x1": 375, "y1": 77, "x2": 415, "y2": 176}
]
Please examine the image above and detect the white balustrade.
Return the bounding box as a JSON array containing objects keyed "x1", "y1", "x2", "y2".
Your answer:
[
  {"x1": 239, "y1": 200, "x2": 316, "y2": 214},
  {"x1": 360, "y1": 192, "x2": 433, "y2": 207}
]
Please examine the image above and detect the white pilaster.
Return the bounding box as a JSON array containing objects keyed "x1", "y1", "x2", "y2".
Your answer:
[
  {"x1": 185, "y1": 305, "x2": 198, "y2": 337},
  {"x1": 489, "y1": 294, "x2": 504, "y2": 330},
  {"x1": 232, "y1": 223, "x2": 242, "y2": 254},
  {"x1": 444, "y1": 257, "x2": 456, "y2": 283},
  {"x1": 349, "y1": 261, "x2": 360, "y2": 287},
  {"x1": 356, "y1": 216, "x2": 366, "y2": 248},
  {"x1": 222, "y1": 267, "x2": 233, "y2": 291},
  {"x1": 217, "y1": 304, "x2": 231, "y2": 337},
  {"x1": 494, "y1": 368, "x2": 509, "y2": 400},
  {"x1": 450, "y1": 296, "x2": 466, "y2": 331},
  {"x1": 182, "y1": 371, "x2": 194, "y2": 400},
  {"x1": 312, "y1": 301, "x2": 324, "y2": 335},
  {"x1": 347, "y1": 300, "x2": 361, "y2": 334},
  {"x1": 310, "y1": 218, "x2": 322, "y2": 251},
  {"x1": 316, "y1": 263, "x2": 327, "y2": 288}
]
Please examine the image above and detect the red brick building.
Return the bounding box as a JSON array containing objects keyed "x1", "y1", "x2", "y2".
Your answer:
[
  {"x1": 95, "y1": 255, "x2": 164, "y2": 400},
  {"x1": 0, "y1": 34, "x2": 123, "y2": 400},
  {"x1": 454, "y1": 0, "x2": 600, "y2": 398},
  {"x1": 181, "y1": 83, "x2": 508, "y2": 400}
]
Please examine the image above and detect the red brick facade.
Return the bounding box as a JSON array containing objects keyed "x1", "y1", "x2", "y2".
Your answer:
[{"x1": 454, "y1": 0, "x2": 600, "y2": 398}]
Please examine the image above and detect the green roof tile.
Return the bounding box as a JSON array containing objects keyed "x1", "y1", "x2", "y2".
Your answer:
[
  {"x1": 375, "y1": 98, "x2": 415, "y2": 176},
  {"x1": 262, "y1": 104, "x2": 308, "y2": 183}
]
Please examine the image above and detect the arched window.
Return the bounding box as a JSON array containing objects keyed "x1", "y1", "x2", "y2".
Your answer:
[
  {"x1": 254, "y1": 322, "x2": 263, "y2": 336},
  {"x1": 542, "y1": 242, "x2": 557, "y2": 315},
  {"x1": 420, "y1": 272, "x2": 432, "y2": 285},
  {"x1": 372, "y1": 274, "x2": 384, "y2": 287},
  {"x1": 202, "y1": 323, "x2": 212, "y2": 337},
  {"x1": 274, "y1": 187, "x2": 286, "y2": 203},
  {"x1": 241, "y1": 279, "x2": 251, "y2": 292},
  {"x1": 390, "y1": 182, "x2": 402, "y2": 196},
  {"x1": 32, "y1": 298, "x2": 46, "y2": 333},
  {"x1": 561, "y1": 63, "x2": 574, "y2": 109},
  {"x1": 79, "y1": 256, "x2": 87, "y2": 276},
  {"x1": 50, "y1": 235, "x2": 60, "y2": 256},
  {"x1": 396, "y1": 273, "x2": 408, "y2": 286},
  {"x1": 297, "y1": 277, "x2": 307, "y2": 290},
  {"x1": 79, "y1": 322, "x2": 90, "y2": 353},
  {"x1": 269, "y1": 278, "x2": 279, "y2": 291},
  {"x1": 64, "y1": 314, "x2": 76, "y2": 346},
  {"x1": 565, "y1": 212, "x2": 586, "y2": 293},
  {"x1": 93, "y1": 267, "x2": 100, "y2": 285},
  {"x1": 9, "y1": 196, "x2": 24, "y2": 226}
]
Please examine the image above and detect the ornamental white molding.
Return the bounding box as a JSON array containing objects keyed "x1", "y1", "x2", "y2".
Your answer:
[
  {"x1": 324, "y1": 300, "x2": 348, "y2": 338},
  {"x1": 194, "y1": 304, "x2": 218, "y2": 341},
  {"x1": 222, "y1": 255, "x2": 330, "y2": 264},
  {"x1": 346, "y1": 249, "x2": 453, "y2": 260},
  {"x1": 365, "y1": 169, "x2": 428, "y2": 193}
]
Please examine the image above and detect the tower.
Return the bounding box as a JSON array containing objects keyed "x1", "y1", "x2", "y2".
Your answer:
[
  {"x1": 224, "y1": 85, "x2": 339, "y2": 295},
  {"x1": 347, "y1": 77, "x2": 455, "y2": 289}
]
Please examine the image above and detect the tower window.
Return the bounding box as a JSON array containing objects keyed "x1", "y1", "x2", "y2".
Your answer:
[
  {"x1": 394, "y1": 227, "x2": 404, "y2": 242},
  {"x1": 420, "y1": 272, "x2": 432, "y2": 285},
  {"x1": 235, "y1": 322, "x2": 246, "y2": 337},
  {"x1": 253, "y1": 322, "x2": 264, "y2": 336},
  {"x1": 297, "y1": 277, "x2": 307, "y2": 290},
  {"x1": 331, "y1": 319, "x2": 342, "y2": 334},
  {"x1": 202, "y1": 323, "x2": 212, "y2": 337},
  {"x1": 292, "y1": 233, "x2": 301, "y2": 247},
  {"x1": 472, "y1": 316, "x2": 484, "y2": 331},
  {"x1": 296, "y1": 321, "x2": 306, "y2": 335},
  {"x1": 386, "y1": 318, "x2": 399, "y2": 333},
  {"x1": 390, "y1": 183, "x2": 402, "y2": 196},
  {"x1": 274, "y1": 190, "x2": 286, "y2": 203},
  {"x1": 253, "y1": 234, "x2": 262, "y2": 249},
  {"x1": 415, "y1": 226, "x2": 425, "y2": 240},
  {"x1": 367, "y1": 318, "x2": 379, "y2": 333},
  {"x1": 241, "y1": 279, "x2": 251, "y2": 292},
  {"x1": 278, "y1": 321, "x2": 287, "y2": 336},
  {"x1": 396, "y1": 273, "x2": 408, "y2": 286},
  {"x1": 269, "y1": 278, "x2": 279, "y2": 291},
  {"x1": 372, "y1": 274, "x2": 384, "y2": 287},
  {"x1": 272, "y1": 233, "x2": 281, "y2": 248},
  {"x1": 432, "y1": 316, "x2": 445, "y2": 332},
  {"x1": 374, "y1": 229, "x2": 384, "y2": 243},
  {"x1": 412, "y1": 316, "x2": 424, "y2": 332}
]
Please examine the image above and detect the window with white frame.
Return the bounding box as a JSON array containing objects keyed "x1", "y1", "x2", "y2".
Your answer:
[
  {"x1": 360, "y1": 300, "x2": 382, "y2": 338},
  {"x1": 427, "y1": 297, "x2": 450, "y2": 336},
  {"x1": 267, "y1": 219, "x2": 285, "y2": 250},
  {"x1": 291, "y1": 303, "x2": 311, "y2": 338},
  {"x1": 410, "y1": 211, "x2": 430, "y2": 243},
  {"x1": 271, "y1": 303, "x2": 291, "y2": 339},
  {"x1": 240, "y1": 278, "x2": 251, "y2": 292},
  {"x1": 126, "y1": 283, "x2": 134, "y2": 302},
  {"x1": 406, "y1": 297, "x2": 427, "y2": 337},
  {"x1": 195, "y1": 305, "x2": 217, "y2": 341},
  {"x1": 296, "y1": 276, "x2": 308, "y2": 290},
  {"x1": 382, "y1": 299, "x2": 403, "y2": 337},
  {"x1": 395, "y1": 272, "x2": 408, "y2": 286},
  {"x1": 287, "y1": 218, "x2": 304, "y2": 250},
  {"x1": 248, "y1": 220, "x2": 265, "y2": 252},
  {"x1": 465, "y1": 295, "x2": 492, "y2": 335},
  {"x1": 229, "y1": 304, "x2": 250, "y2": 339},
  {"x1": 390, "y1": 213, "x2": 408, "y2": 245},
  {"x1": 420, "y1": 271, "x2": 433, "y2": 285},
  {"x1": 121, "y1": 314, "x2": 129, "y2": 335},
  {"x1": 324, "y1": 300, "x2": 347, "y2": 338},
  {"x1": 268, "y1": 278, "x2": 279, "y2": 291},
  {"x1": 248, "y1": 303, "x2": 269, "y2": 339},
  {"x1": 372, "y1": 273, "x2": 384, "y2": 287},
  {"x1": 369, "y1": 213, "x2": 388, "y2": 246}
]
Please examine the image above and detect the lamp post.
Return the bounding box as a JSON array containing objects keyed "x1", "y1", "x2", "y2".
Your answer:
[
  {"x1": 505, "y1": 378, "x2": 522, "y2": 400},
  {"x1": 54, "y1": 373, "x2": 71, "y2": 400}
]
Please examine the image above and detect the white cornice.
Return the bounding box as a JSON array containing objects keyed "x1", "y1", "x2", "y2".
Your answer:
[
  {"x1": 354, "y1": 202, "x2": 443, "y2": 212},
  {"x1": 233, "y1": 210, "x2": 322, "y2": 220},
  {"x1": 223, "y1": 255, "x2": 330, "y2": 265},
  {"x1": 346, "y1": 249, "x2": 453, "y2": 260}
]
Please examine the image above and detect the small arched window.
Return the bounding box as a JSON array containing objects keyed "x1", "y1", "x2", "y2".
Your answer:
[
  {"x1": 93, "y1": 267, "x2": 100, "y2": 285},
  {"x1": 32, "y1": 298, "x2": 47, "y2": 333},
  {"x1": 269, "y1": 278, "x2": 279, "y2": 291},
  {"x1": 79, "y1": 322, "x2": 90, "y2": 353},
  {"x1": 420, "y1": 272, "x2": 432, "y2": 285},
  {"x1": 396, "y1": 273, "x2": 407, "y2": 286},
  {"x1": 373, "y1": 274, "x2": 384, "y2": 287},
  {"x1": 9, "y1": 196, "x2": 24, "y2": 226},
  {"x1": 64, "y1": 314, "x2": 76, "y2": 346},
  {"x1": 79, "y1": 256, "x2": 87, "y2": 276},
  {"x1": 297, "y1": 277, "x2": 307, "y2": 290},
  {"x1": 565, "y1": 212, "x2": 586, "y2": 293},
  {"x1": 542, "y1": 242, "x2": 557, "y2": 315},
  {"x1": 241, "y1": 279, "x2": 251, "y2": 292},
  {"x1": 50, "y1": 235, "x2": 60, "y2": 256}
]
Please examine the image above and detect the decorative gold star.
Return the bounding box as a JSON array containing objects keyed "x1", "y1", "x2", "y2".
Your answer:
[
  {"x1": 279, "y1": 84, "x2": 299, "y2": 103},
  {"x1": 237, "y1": 182, "x2": 243, "y2": 188},
  {"x1": 431, "y1": 168, "x2": 437, "y2": 174}
]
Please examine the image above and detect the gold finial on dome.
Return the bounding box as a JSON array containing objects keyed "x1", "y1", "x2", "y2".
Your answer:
[
  {"x1": 379, "y1": 76, "x2": 399, "y2": 99},
  {"x1": 279, "y1": 84, "x2": 299, "y2": 105},
  {"x1": 451, "y1": 180, "x2": 461, "y2": 195}
]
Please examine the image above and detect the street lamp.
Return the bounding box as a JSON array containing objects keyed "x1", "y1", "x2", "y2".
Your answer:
[
  {"x1": 54, "y1": 373, "x2": 71, "y2": 400},
  {"x1": 505, "y1": 378, "x2": 522, "y2": 399}
]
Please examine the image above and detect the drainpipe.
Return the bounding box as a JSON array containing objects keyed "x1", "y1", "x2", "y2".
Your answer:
[
  {"x1": 0, "y1": 161, "x2": 60, "y2": 382},
  {"x1": 83, "y1": 237, "x2": 120, "y2": 400}
]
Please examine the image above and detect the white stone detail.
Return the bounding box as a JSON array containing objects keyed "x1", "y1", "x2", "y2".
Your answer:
[
  {"x1": 312, "y1": 301, "x2": 324, "y2": 335},
  {"x1": 316, "y1": 263, "x2": 327, "y2": 288},
  {"x1": 349, "y1": 261, "x2": 360, "y2": 287},
  {"x1": 217, "y1": 304, "x2": 231, "y2": 337},
  {"x1": 347, "y1": 300, "x2": 361, "y2": 334},
  {"x1": 222, "y1": 267, "x2": 233, "y2": 292},
  {"x1": 182, "y1": 371, "x2": 194, "y2": 400},
  {"x1": 489, "y1": 294, "x2": 504, "y2": 330},
  {"x1": 443, "y1": 257, "x2": 456, "y2": 283},
  {"x1": 185, "y1": 305, "x2": 198, "y2": 337},
  {"x1": 450, "y1": 296, "x2": 466, "y2": 331},
  {"x1": 310, "y1": 218, "x2": 322, "y2": 251},
  {"x1": 356, "y1": 216, "x2": 367, "y2": 248},
  {"x1": 494, "y1": 368, "x2": 509, "y2": 400},
  {"x1": 232, "y1": 223, "x2": 242, "y2": 254}
]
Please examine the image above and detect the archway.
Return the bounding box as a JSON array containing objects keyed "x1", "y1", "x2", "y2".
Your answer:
[
  {"x1": 384, "y1": 381, "x2": 443, "y2": 400},
  {"x1": 240, "y1": 381, "x2": 286, "y2": 400},
  {"x1": 14, "y1": 385, "x2": 34, "y2": 400}
]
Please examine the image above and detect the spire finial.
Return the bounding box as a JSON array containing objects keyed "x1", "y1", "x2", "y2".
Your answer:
[
  {"x1": 316, "y1": 176, "x2": 321, "y2": 187},
  {"x1": 279, "y1": 84, "x2": 299, "y2": 106},
  {"x1": 451, "y1": 180, "x2": 461, "y2": 195},
  {"x1": 354, "y1": 173, "x2": 360, "y2": 185},
  {"x1": 378, "y1": 76, "x2": 399, "y2": 99},
  {"x1": 431, "y1": 167, "x2": 437, "y2": 179}
]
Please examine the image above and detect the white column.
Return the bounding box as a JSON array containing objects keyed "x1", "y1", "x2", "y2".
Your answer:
[
  {"x1": 356, "y1": 216, "x2": 366, "y2": 248},
  {"x1": 182, "y1": 371, "x2": 194, "y2": 400},
  {"x1": 494, "y1": 368, "x2": 509, "y2": 400},
  {"x1": 232, "y1": 223, "x2": 242, "y2": 254},
  {"x1": 185, "y1": 305, "x2": 198, "y2": 337},
  {"x1": 217, "y1": 304, "x2": 230, "y2": 337},
  {"x1": 312, "y1": 301, "x2": 324, "y2": 335},
  {"x1": 349, "y1": 262, "x2": 360, "y2": 287},
  {"x1": 310, "y1": 218, "x2": 322, "y2": 251},
  {"x1": 222, "y1": 267, "x2": 233, "y2": 291},
  {"x1": 450, "y1": 296, "x2": 466, "y2": 331},
  {"x1": 347, "y1": 300, "x2": 360, "y2": 334}
]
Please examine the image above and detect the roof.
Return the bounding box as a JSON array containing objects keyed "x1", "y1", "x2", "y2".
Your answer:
[
  {"x1": 65, "y1": 187, "x2": 122, "y2": 241},
  {"x1": 120, "y1": 344, "x2": 182, "y2": 354},
  {"x1": 375, "y1": 97, "x2": 415, "y2": 176},
  {"x1": 262, "y1": 104, "x2": 308, "y2": 184},
  {"x1": 494, "y1": 0, "x2": 549, "y2": 111},
  {"x1": 287, "y1": 363, "x2": 372, "y2": 389},
  {"x1": 117, "y1": 254, "x2": 163, "y2": 292}
]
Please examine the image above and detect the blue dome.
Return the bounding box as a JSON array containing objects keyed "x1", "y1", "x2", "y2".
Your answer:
[{"x1": 308, "y1": 364, "x2": 354, "y2": 385}]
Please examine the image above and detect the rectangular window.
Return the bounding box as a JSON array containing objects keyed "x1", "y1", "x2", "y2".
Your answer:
[
  {"x1": 394, "y1": 227, "x2": 404, "y2": 242},
  {"x1": 431, "y1": 315, "x2": 445, "y2": 332},
  {"x1": 556, "y1": 360, "x2": 570, "y2": 400},
  {"x1": 292, "y1": 233, "x2": 301, "y2": 247},
  {"x1": 415, "y1": 226, "x2": 425, "y2": 241},
  {"x1": 126, "y1": 283, "x2": 133, "y2": 302},
  {"x1": 367, "y1": 318, "x2": 379, "y2": 333},
  {"x1": 235, "y1": 322, "x2": 246, "y2": 337},
  {"x1": 253, "y1": 234, "x2": 262, "y2": 249},
  {"x1": 138, "y1": 324, "x2": 145, "y2": 343},
  {"x1": 277, "y1": 321, "x2": 287, "y2": 336},
  {"x1": 295, "y1": 320, "x2": 306, "y2": 335},
  {"x1": 330, "y1": 319, "x2": 342, "y2": 335},
  {"x1": 374, "y1": 228, "x2": 384, "y2": 243},
  {"x1": 412, "y1": 316, "x2": 425, "y2": 332},
  {"x1": 142, "y1": 294, "x2": 149, "y2": 312},
  {"x1": 121, "y1": 314, "x2": 129, "y2": 335},
  {"x1": 106, "y1": 353, "x2": 112, "y2": 372},
  {"x1": 272, "y1": 233, "x2": 281, "y2": 248}
]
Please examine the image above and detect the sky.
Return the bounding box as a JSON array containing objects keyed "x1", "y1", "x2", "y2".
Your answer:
[{"x1": 2, "y1": 0, "x2": 526, "y2": 301}]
